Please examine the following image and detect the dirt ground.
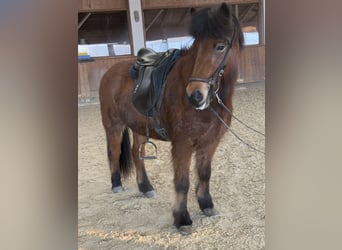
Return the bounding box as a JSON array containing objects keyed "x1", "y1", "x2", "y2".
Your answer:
[{"x1": 78, "y1": 82, "x2": 265, "y2": 250}]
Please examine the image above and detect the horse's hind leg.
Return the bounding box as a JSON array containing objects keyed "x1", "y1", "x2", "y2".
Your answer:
[
  {"x1": 101, "y1": 103, "x2": 133, "y2": 192},
  {"x1": 100, "y1": 78, "x2": 133, "y2": 193},
  {"x1": 132, "y1": 132, "x2": 155, "y2": 198},
  {"x1": 105, "y1": 125, "x2": 133, "y2": 193},
  {"x1": 104, "y1": 125, "x2": 123, "y2": 192}
]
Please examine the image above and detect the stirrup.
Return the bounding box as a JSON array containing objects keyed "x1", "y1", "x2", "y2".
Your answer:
[{"x1": 139, "y1": 140, "x2": 158, "y2": 160}]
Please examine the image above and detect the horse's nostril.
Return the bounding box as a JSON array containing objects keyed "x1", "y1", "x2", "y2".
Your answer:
[{"x1": 189, "y1": 90, "x2": 203, "y2": 106}]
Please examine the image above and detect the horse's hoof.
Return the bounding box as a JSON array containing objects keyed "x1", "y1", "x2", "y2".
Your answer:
[
  {"x1": 112, "y1": 186, "x2": 123, "y2": 193},
  {"x1": 144, "y1": 190, "x2": 156, "y2": 198},
  {"x1": 203, "y1": 208, "x2": 218, "y2": 216},
  {"x1": 178, "y1": 225, "x2": 193, "y2": 236}
]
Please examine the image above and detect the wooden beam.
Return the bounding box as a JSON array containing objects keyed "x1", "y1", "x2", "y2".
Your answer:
[
  {"x1": 78, "y1": 0, "x2": 261, "y2": 12},
  {"x1": 240, "y1": 4, "x2": 255, "y2": 24},
  {"x1": 145, "y1": 9, "x2": 164, "y2": 32},
  {"x1": 160, "y1": 9, "x2": 169, "y2": 29},
  {"x1": 141, "y1": 0, "x2": 259, "y2": 9},
  {"x1": 78, "y1": 13, "x2": 91, "y2": 30},
  {"x1": 259, "y1": 0, "x2": 265, "y2": 45},
  {"x1": 79, "y1": 0, "x2": 128, "y2": 12},
  {"x1": 246, "y1": 11, "x2": 258, "y2": 23},
  {"x1": 235, "y1": 4, "x2": 239, "y2": 19},
  {"x1": 128, "y1": 0, "x2": 145, "y2": 55},
  {"x1": 179, "y1": 8, "x2": 189, "y2": 24}
]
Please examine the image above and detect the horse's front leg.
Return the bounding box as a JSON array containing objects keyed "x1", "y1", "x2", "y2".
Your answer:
[
  {"x1": 195, "y1": 143, "x2": 219, "y2": 216},
  {"x1": 132, "y1": 132, "x2": 155, "y2": 198},
  {"x1": 171, "y1": 142, "x2": 193, "y2": 234}
]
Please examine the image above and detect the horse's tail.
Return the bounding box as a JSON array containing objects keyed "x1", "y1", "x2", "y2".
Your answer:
[{"x1": 119, "y1": 127, "x2": 133, "y2": 177}]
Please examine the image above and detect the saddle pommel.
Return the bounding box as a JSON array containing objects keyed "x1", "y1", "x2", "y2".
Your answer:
[{"x1": 136, "y1": 48, "x2": 160, "y2": 66}]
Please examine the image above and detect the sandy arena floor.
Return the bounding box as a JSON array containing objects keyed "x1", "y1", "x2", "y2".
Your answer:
[{"x1": 78, "y1": 82, "x2": 265, "y2": 250}]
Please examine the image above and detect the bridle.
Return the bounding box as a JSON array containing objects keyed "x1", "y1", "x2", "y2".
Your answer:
[
  {"x1": 188, "y1": 25, "x2": 266, "y2": 155},
  {"x1": 188, "y1": 26, "x2": 237, "y2": 94}
]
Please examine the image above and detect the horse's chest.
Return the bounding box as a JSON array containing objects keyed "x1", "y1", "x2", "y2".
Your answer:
[{"x1": 183, "y1": 116, "x2": 222, "y2": 139}]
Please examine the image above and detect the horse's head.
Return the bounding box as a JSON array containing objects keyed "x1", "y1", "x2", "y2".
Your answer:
[{"x1": 186, "y1": 3, "x2": 243, "y2": 110}]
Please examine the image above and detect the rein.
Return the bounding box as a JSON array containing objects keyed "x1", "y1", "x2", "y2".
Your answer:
[
  {"x1": 215, "y1": 93, "x2": 265, "y2": 137},
  {"x1": 210, "y1": 94, "x2": 265, "y2": 155},
  {"x1": 210, "y1": 106, "x2": 265, "y2": 155}
]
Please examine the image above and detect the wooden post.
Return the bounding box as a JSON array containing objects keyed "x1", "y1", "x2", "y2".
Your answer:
[
  {"x1": 259, "y1": 0, "x2": 265, "y2": 45},
  {"x1": 128, "y1": 0, "x2": 145, "y2": 55}
]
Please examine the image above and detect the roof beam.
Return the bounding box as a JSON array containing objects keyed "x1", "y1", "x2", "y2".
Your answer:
[
  {"x1": 240, "y1": 4, "x2": 255, "y2": 24},
  {"x1": 78, "y1": 13, "x2": 91, "y2": 30},
  {"x1": 146, "y1": 9, "x2": 164, "y2": 32}
]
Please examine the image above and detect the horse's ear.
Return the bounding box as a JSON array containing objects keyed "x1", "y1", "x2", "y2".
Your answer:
[
  {"x1": 219, "y1": 3, "x2": 231, "y2": 17},
  {"x1": 190, "y1": 8, "x2": 196, "y2": 15}
]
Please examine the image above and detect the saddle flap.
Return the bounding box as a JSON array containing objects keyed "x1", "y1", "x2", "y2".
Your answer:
[
  {"x1": 131, "y1": 48, "x2": 181, "y2": 117},
  {"x1": 132, "y1": 66, "x2": 155, "y2": 114}
]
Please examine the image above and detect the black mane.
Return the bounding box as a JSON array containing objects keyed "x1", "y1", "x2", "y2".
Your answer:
[{"x1": 189, "y1": 4, "x2": 244, "y2": 47}]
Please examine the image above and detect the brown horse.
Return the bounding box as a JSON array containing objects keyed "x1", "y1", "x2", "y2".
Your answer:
[{"x1": 99, "y1": 3, "x2": 244, "y2": 233}]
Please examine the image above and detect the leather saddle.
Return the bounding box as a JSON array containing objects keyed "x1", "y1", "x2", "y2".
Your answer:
[{"x1": 130, "y1": 48, "x2": 181, "y2": 117}]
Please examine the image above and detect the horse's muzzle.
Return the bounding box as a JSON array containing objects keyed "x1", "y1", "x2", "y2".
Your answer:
[
  {"x1": 188, "y1": 90, "x2": 203, "y2": 106},
  {"x1": 187, "y1": 90, "x2": 210, "y2": 110},
  {"x1": 186, "y1": 80, "x2": 210, "y2": 110}
]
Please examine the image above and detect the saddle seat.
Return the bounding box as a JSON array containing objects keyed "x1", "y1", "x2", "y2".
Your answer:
[{"x1": 136, "y1": 48, "x2": 162, "y2": 66}]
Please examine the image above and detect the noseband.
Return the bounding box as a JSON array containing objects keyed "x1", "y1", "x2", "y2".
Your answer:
[{"x1": 188, "y1": 26, "x2": 237, "y2": 93}]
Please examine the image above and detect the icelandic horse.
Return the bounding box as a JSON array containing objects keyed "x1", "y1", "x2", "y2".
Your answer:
[{"x1": 99, "y1": 3, "x2": 244, "y2": 233}]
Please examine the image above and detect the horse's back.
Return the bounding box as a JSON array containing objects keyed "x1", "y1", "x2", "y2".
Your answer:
[
  {"x1": 99, "y1": 60, "x2": 136, "y2": 126},
  {"x1": 100, "y1": 60, "x2": 135, "y2": 96}
]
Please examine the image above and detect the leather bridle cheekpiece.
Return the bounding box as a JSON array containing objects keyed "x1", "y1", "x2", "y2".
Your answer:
[{"x1": 188, "y1": 25, "x2": 237, "y2": 93}]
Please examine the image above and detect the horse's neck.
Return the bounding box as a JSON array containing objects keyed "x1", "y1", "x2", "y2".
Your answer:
[{"x1": 176, "y1": 46, "x2": 198, "y2": 84}]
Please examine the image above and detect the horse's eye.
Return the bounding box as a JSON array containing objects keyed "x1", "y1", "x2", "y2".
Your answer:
[{"x1": 215, "y1": 43, "x2": 226, "y2": 52}]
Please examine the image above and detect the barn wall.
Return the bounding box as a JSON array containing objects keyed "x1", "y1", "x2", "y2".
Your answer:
[
  {"x1": 239, "y1": 45, "x2": 265, "y2": 83},
  {"x1": 78, "y1": 0, "x2": 265, "y2": 101},
  {"x1": 78, "y1": 56, "x2": 135, "y2": 101},
  {"x1": 78, "y1": 45, "x2": 264, "y2": 101}
]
